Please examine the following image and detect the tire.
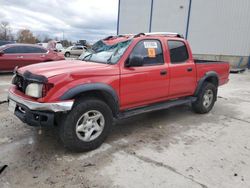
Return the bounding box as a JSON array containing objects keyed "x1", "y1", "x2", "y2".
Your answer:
[
  {"x1": 192, "y1": 82, "x2": 217, "y2": 114},
  {"x1": 59, "y1": 98, "x2": 113, "y2": 152},
  {"x1": 65, "y1": 52, "x2": 70, "y2": 57}
]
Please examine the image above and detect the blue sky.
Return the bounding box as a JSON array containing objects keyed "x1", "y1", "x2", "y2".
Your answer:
[{"x1": 0, "y1": 0, "x2": 118, "y2": 43}]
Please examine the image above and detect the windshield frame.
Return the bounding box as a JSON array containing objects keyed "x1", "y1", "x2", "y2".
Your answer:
[{"x1": 79, "y1": 39, "x2": 133, "y2": 65}]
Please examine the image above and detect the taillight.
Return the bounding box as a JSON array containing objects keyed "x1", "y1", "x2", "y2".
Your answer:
[{"x1": 42, "y1": 83, "x2": 54, "y2": 97}]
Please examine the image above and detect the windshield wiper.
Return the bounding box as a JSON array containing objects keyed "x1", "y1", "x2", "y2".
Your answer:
[
  {"x1": 82, "y1": 53, "x2": 93, "y2": 61},
  {"x1": 106, "y1": 48, "x2": 119, "y2": 64},
  {"x1": 106, "y1": 55, "x2": 113, "y2": 64}
]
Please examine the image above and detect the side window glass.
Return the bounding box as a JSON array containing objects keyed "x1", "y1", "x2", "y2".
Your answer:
[
  {"x1": 21, "y1": 46, "x2": 33, "y2": 53},
  {"x1": 28, "y1": 47, "x2": 47, "y2": 53},
  {"x1": 130, "y1": 40, "x2": 164, "y2": 66},
  {"x1": 167, "y1": 40, "x2": 189, "y2": 63},
  {"x1": 37, "y1": 47, "x2": 47, "y2": 53},
  {"x1": 3, "y1": 46, "x2": 19, "y2": 54}
]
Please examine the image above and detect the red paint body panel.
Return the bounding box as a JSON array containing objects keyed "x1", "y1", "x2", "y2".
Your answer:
[
  {"x1": 0, "y1": 44, "x2": 64, "y2": 71},
  {"x1": 195, "y1": 62, "x2": 230, "y2": 85},
  {"x1": 10, "y1": 35, "x2": 230, "y2": 112}
]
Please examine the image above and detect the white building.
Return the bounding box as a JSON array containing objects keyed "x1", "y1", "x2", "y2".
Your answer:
[{"x1": 117, "y1": 0, "x2": 250, "y2": 66}]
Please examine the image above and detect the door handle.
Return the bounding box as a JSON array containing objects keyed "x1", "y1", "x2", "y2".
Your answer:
[
  {"x1": 187, "y1": 67, "x2": 193, "y2": 72},
  {"x1": 17, "y1": 56, "x2": 23, "y2": 58},
  {"x1": 160, "y1": 70, "x2": 167, "y2": 75}
]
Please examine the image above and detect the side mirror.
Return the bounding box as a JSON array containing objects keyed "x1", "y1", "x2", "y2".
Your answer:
[
  {"x1": 0, "y1": 51, "x2": 4, "y2": 56},
  {"x1": 126, "y1": 55, "x2": 144, "y2": 67}
]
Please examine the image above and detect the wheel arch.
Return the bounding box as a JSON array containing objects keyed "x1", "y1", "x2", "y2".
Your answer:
[
  {"x1": 194, "y1": 71, "x2": 219, "y2": 96},
  {"x1": 64, "y1": 51, "x2": 70, "y2": 56},
  {"x1": 60, "y1": 83, "x2": 119, "y2": 117}
]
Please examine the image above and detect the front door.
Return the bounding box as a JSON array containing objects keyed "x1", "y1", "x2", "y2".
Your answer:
[{"x1": 120, "y1": 39, "x2": 169, "y2": 110}]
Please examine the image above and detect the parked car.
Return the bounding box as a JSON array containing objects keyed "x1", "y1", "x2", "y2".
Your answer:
[
  {"x1": 0, "y1": 43, "x2": 65, "y2": 72},
  {"x1": 8, "y1": 32, "x2": 230, "y2": 152},
  {"x1": 62, "y1": 46, "x2": 87, "y2": 57}
]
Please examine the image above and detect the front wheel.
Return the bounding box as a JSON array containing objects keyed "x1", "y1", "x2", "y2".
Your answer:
[
  {"x1": 59, "y1": 98, "x2": 113, "y2": 152},
  {"x1": 192, "y1": 82, "x2": 217, "y2": 114}
]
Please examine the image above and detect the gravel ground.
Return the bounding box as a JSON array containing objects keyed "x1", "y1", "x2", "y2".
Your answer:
[{"x1": 0, "y1": 71, "x2": 250, "y2": 188}]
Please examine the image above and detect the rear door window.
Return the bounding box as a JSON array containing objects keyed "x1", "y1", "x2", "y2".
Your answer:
[
  {"x1": 25, "y1": 46, "x2": 47, "y2": 53},
  {"x1": 167, "y1": 40, "x2": 189, "y2": 63}
]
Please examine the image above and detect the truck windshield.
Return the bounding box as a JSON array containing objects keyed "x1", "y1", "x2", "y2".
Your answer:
[{"x1": 79, "y1": 39, "x2": 132, "y2": 64}]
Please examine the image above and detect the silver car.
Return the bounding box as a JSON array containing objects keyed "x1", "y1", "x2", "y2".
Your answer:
[{"x1": 63, "y1": 46, "x2": 87, "y2": 57}]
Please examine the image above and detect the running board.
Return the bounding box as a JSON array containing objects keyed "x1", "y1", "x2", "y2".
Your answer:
[{"x1": 117, "y1": 97, "x2": 197, "y2": 119}]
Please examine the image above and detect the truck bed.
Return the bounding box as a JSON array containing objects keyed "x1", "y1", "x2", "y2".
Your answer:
[{"x1": 194, "y1": 59, "x2": 230, "y2": 86}]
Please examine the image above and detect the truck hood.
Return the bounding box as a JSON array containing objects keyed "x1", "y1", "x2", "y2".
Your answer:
[{"x1": 18, "y1": 60, "x2": 118, "y2": 78}]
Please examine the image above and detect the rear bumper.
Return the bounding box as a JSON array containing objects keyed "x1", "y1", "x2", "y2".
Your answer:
[{"x1": 8, "y1": 90, "x2": 74, "y2": 127}]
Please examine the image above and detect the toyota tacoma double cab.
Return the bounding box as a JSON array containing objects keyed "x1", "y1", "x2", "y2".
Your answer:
[{"x1": 8, "y1": 32, "x2": 230, "y2": 152}]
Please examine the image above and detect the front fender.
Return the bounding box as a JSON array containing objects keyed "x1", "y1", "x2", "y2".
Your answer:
[
  {"x1": 60, "y1": 83, "x2": 118, "y2": 101},
  {"x1": 60, "y1": 83, "x2": 120, "y2": 116}
]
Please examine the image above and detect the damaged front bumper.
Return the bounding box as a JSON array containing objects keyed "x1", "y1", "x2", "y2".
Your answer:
[{"x1": 8, "y1": 90, "x2": 74, "y2": 127}]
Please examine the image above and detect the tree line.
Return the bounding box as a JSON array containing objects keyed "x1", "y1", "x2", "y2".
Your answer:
[{"x1": 0, "y1": 21, "x2": 72, "y2": 47}]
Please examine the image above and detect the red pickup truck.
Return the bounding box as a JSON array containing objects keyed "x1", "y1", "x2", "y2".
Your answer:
[{"x1": 8, "y1": 33, "x2": 230, "y2": 152}]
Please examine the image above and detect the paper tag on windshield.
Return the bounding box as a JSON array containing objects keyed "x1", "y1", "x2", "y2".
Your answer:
[{"x1": 144, "y1": 41, "x2": 158, "y2": 49}]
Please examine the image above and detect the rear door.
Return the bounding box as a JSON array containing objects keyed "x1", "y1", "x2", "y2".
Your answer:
[
  {"x1": 71, "y1": 46, "x2": 83, "y2": 55},
  {"x1": 75, "y1": 46, "x2": 84, "y2": 55},
  {"x1": 167, "y1": 40, "x2": 196, "y2": 98},
  {"x1": 23, "y1": 46, "x2": 48, "y2": 64},
  {"x1": 14, "y1": 46, "x2": 48, "y2": 67},
  {"x1": 120, "y1": 39, "x2": 169, "y2": 109}
]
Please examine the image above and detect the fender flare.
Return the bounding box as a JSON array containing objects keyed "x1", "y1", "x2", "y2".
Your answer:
[
  {"x1": 60, "y1": 83, "x2": 119, "y2": 115},
  {"x1": 194, "y1": 71, "x2": 219, "y2": 96}
]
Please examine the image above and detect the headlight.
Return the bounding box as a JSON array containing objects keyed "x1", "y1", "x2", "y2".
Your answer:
[{"x1": 25, "y1": 83, "x2": 43, "y2": 98}]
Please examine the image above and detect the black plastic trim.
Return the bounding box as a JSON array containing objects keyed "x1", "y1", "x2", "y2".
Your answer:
[
  {"x1": 14, "y1": 102, "x2": 54, "y2": 127},
  {"x1": 22, "y1": 70, "x2": 48, "y2": 83},
  {"x1": 194, "y1": 59, "x2": 228, "y2": 64},
  {"x1": 118, "y1": 97, "x2": 196, "y2": 119},
  {"x1": 194, "y1": 71, "x2": 219, "y2": 96},
  {"x1": 60, "y1": 83, "x2": 120, "y2": 115}
]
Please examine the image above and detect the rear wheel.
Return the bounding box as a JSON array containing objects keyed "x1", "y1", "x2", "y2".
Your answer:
[
  {"x1": 192, "y1": 82, "x2": 217, "y2": 114},
  {"x1": 65, "y1": 52, "x2": 70, "y2": 57},
  {"x1": 59, "y1": 98, "x2": 113, "y2": 152}
]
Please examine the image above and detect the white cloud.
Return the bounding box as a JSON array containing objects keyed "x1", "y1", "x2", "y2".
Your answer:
[{"x1": 0, "y1": 0, "x2": 118, "y2": 42}]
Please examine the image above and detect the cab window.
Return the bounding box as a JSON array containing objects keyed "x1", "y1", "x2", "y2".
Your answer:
[
  {"x1": 167, "y1": 40, "x2": 189, "y2": 63},
  {"x1": 129, "y1": 40, "x2": 164, "y2": 66}
]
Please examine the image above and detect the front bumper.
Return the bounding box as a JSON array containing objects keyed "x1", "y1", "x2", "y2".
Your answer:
[
  {"x1": 8, "y1": 91, "x2": 74, "y2": 112},
  {"x1": 8, "y1": 91, "x2": 74, "y2": 127}
]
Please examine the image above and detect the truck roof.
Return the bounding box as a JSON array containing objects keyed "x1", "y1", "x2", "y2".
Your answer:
[{"x1": 102, "y1": 32, "x2": 184, "y2": 45}]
